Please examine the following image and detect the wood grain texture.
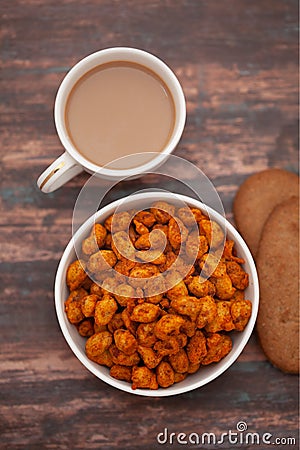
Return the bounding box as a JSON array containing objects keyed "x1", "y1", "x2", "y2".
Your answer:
[{"x1": 0, "y1": 0, "x2": 298, "y2": 449}]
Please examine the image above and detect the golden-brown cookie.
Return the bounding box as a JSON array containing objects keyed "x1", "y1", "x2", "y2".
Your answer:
[
  {"x1": 256, "y1": 196, "x2": 299, "y2": 374},
  {"x1": 233, "y1": 169, "x2": 299, "y2": 256}
]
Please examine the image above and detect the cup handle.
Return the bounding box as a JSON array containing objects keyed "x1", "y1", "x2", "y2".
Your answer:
[{"x1": 37, "y1": 152, "x2": 84, "y2": 193}]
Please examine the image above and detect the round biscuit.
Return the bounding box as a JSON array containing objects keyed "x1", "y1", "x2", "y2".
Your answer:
[
  {"x1": 233, "y1": 169, "x2": 299, "y2": 257},
  {"x1": 256, "y1": 196, "x2": 299, "y2": 374}
]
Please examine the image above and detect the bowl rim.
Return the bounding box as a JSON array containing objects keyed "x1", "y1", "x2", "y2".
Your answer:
[{"x1": 54, "y1": 192, "x2": 259, "y2": 397}]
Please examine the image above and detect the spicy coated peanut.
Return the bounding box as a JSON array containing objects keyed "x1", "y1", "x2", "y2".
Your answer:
[{"x1": 65, "y1": 200, "x2": 252, "y2": 390}]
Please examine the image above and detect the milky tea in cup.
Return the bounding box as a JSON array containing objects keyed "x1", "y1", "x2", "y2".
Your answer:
[
  {"x1": 37, "y1": 48, "x2": 186, "y2": 193},
  {"x1": 65, "y1": 61, "x2": 176, "y2": 169}
]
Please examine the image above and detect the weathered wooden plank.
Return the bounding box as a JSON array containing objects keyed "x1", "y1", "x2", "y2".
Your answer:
[
  {"x1": 0, "y1": 362, "x2": 298, "y2": 449},
  {"x1": 0, "y1": 0, "x2": 298, "y2": 448}
]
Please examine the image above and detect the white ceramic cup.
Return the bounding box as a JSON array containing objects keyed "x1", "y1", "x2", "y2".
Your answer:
[
  {"x1": 55, "y1": 192, "x2": 259, "y2": 397},
  {"x1": 37, "y1": 47, "x2": 186, "y2": 193}
]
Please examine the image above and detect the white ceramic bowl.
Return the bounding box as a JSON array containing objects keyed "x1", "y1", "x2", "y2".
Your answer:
[{"x1": 55, "y1": 192, "x2": 259, "y2": 396}]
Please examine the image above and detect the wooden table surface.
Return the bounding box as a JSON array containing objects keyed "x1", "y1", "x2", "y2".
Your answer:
[{"x1": 1, "y1": 1, "x2": 298, "y2": 449}]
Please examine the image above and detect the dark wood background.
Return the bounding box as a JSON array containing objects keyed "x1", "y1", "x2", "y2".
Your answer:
[{"x1": 1, "y1": 1, "x2": 298, "y2": 449}]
